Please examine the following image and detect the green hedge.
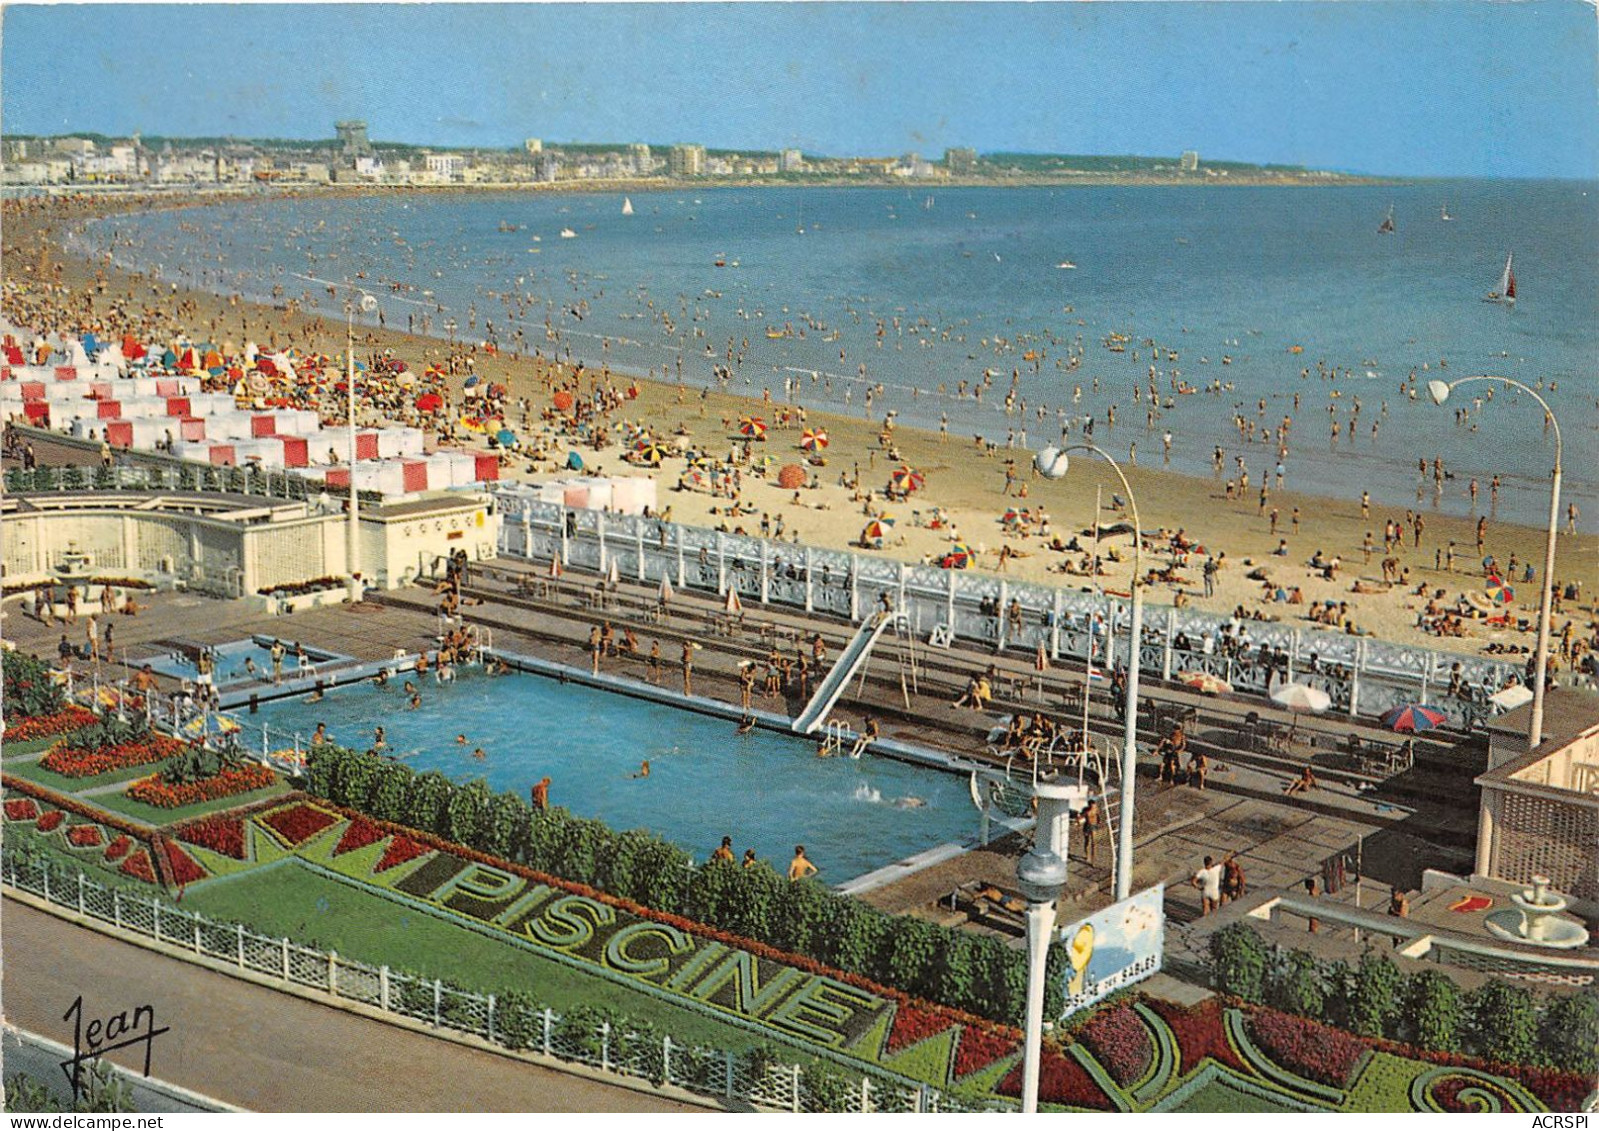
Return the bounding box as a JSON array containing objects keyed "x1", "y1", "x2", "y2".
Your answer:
[
  {"x1": 305, "y1": 743, "x2": 1053, "y2": 1025},
  {"x1": 1208, "y1": 922, "x2": 1597, "y2": 1073}
]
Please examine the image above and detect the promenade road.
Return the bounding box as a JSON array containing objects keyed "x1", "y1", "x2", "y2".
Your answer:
[{"x1": 2, "y1": 898, "x2": 712, "y2": 1113}]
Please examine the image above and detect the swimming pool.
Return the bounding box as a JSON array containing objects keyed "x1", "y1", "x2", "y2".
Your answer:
[
  {"x1": 144, "y1": 638, "x2": 351, "y2": 687},
  {"x1": 234, "y1": 670, "x2": 978, "y2": 883}
]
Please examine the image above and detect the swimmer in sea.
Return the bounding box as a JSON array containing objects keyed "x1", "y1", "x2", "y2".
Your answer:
[
  {"x1": 628, "y1": 760, "x2": 651, "y2": 779},
  {"x1": 894, "y1": 796, "x2": 927, "y2": 809},
  {"x1": 307, "y1": 688, "x2": 324, "y2": 703}
]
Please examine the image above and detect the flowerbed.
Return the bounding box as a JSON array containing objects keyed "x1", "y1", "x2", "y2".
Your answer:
[
  {"x1": 998, "y1": 1046, "x2": 1110, "y2": 1109},
  {"x1": 66, "y1": 824, "x2": 103, "y2": 848},
  {"x1": 952, "y1": 1026, "x2": 1021, "y2": 1079},
  {"x1": 1149, "y1": 998, "x2": 1249, "y2": 1075},
  {"x1": 4, "y1": 705, "x2": 97, "y2": 742},
  {"x1": 36, "y1": 810, "x2": 63, "y2": 832},
  {"x1": 4, "y1": 797, "x2": 40, "y2": 821},
  {"x1": 1249, "y1": 1009, "x2": 1366, "y2": 1088},
  {"x1": 375, "y1": 834, "x2": 431, "y2": 873},
  {"x1": 104, "y1": 835, "x2": 132, "y2": 862},
  {"x1": 174, "y1": 815, "x2": 248, "y2": 859},
  {"x1": 259, "y1": 802, "x2": 339, "y2": 846},
  {"x1": 40, "y1": 735, "x2": 186, "y2": 778},
  {"x1": 886, "y1": 1002, "x2": 955, "y2": 1055},
  {"x1": 119, "y1": 849, "x2": 157, "y2": 883},
  {"x1": 124, "y1": 763, "x2": 276, "y2": 809},
  {"x1": 1080, "y1": 1003, "x2": 1155, "y2": 1087},
  {"x1": 333, "y1": 816, "x2": 386, "y2": 856},
  {"x1": 160, "y1": 840, "x2": 207, "y2": 886}
]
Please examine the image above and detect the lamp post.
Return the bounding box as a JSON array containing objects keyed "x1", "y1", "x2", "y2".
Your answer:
[
  {"x1": 1059, "y1": 445, "x2": 1144, "y2": 900},
  {"x1": 345, "y1": 291, "x2": 378, "y2": 600},
  {"x1": 1427, "y1": 377, "x2": 1562, "y2": 748},
  {"x1": 1014, "y1": 775, "x2": 1090, "y2": 1114}
]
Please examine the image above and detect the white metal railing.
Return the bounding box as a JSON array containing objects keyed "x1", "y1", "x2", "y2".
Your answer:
[
  {"x1": 1, "y1": 852, "x2": 998, "y2": 1112},
  {"x1": 495, "y1": 493, "x2": 1525, "y2": 733}
]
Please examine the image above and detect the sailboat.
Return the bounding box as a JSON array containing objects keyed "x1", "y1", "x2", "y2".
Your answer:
[
  {"x1": 1484, "y1": 253, "x2": 1516, "y2": 306},
  {"x1": 622, "y1": 197, "x2": 634, "y2": 216},
  {"x1": 1439, "y1": 203, "x2": 1454, "y2": 222},
  {"x1": 1378, "y1": 205, "x2": 1396, "y2": 235}
]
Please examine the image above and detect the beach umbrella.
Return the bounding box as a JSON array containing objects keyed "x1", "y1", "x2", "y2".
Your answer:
[
  {"x1": 608, "y1": 558, "x2": 621, "y2": 585},
  {"x1": 1483, "y1": 576, "x2": 1515, "y2": 606},
  {"x1": 632, "y1": 442, "x2": 669, "y2": 464},
  {"x1": 552, "y1": 390, "x2": 575, "y2": 412},
  {"x1": 1380, "y1": 704, "x2": 1448, "y2": 733},
  {"x1": 942, "y1": 542, "x2": 975, "y2": 569},
  {"x1": 725, "y1": 588, "x2": 743, "y2": 615},
  {"x1": 415, "y1": 392, "x2": 443, "y2": 413},
  {"x1": 778, "y1": 464, "x2": 808, "y2": 489},
  {"x1": 497, "y1": 429, "x2": 517, "y2": 448},
  {"x1": 566, "y1": 451, "x2": 585, "y2": 471},
  {"x1": 738, "y1": 415, "x2": 767, "y2": 439},
  {"x1": 800, "y1": 428, "x2": 829, "y2": 451},
  {"x1": 464, "y1": 374, "x2": 480, "y2": 389},
  {"x1": 861, "y1": 520, "x2": 889, "y2": 545},
  {"x1": 659, "y1": 575, "x2": 674, "y2": 604},
  {"x1": 1178, "y1": 670, "x2": 1233, "y2": 696},
  {"x1": 549, "y1": 557, "x2": 563, "y2": 579},
  {"x1": 1270, "y1": 682, "x2": 1332, "y2": 715},
  {"x1": 890, "y1": 466, "x2": 925, "y2": 493},
  {"x1": 1488, "y1": 684, "x2": 1534, "y2": 710}
]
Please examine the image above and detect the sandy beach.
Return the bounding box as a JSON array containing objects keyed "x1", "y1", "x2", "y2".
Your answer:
[{"x1": 4, "y1": 190, "x2": 1594, "y2": 672}]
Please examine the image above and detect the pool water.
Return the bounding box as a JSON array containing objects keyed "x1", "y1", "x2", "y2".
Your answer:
[
  {"x1": 235, "y1": 671, "x2": 978, "y2": 882},
  {"x1": 144, "y1": 638, "x2": 350, "y2": 686}
]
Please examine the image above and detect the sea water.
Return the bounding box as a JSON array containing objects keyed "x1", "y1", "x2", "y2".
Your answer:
[{"x1": 83, "y1": 180, "x2": 1597, "y2": 530}]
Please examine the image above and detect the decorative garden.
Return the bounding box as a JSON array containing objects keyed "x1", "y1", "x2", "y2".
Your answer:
[{"x1": 3, "y1": 656, "x2": 1595, "y2": 1112}]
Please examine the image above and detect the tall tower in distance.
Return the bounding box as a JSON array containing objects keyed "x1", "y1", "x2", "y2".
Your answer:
[{"x1": 335, "y1": 120, "x2": 372, "y2": 164}]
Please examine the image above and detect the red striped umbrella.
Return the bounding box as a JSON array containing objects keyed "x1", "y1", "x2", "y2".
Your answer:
[{"x1": 1380, "y1": 704, "x2": 1448, "y2": 733}]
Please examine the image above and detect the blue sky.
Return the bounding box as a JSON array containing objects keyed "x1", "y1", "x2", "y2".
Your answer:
[{"x1": 3, "y1": 2, "x2": 1595, "y2": 177}]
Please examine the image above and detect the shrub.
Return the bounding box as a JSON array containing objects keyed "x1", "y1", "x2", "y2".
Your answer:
[
  {"x1": 495, "y1": 990, "x2": 544, "y2": 1052},
  {"x1": 1209, "y1": 922, "x2": 1270, "y2": 1002},
  {"x1": 1266, "y1": 949, "x2": 1326, "y2": 1018},
  {"x1": 442, "y1": 779, "x2": 491, "y2": 847},
  {"x1": 2, "y1": 650, "x2": 66, "y2": 720},
  {"x1": 1538, "y1": 991, "x2": 1599, "y2": 1075},
  {"x1": 1344, "y1": 953, "x2": 1404, "y2": 1039},
  {"x1": 366, "y1": 759, "x2": 414, "y2": 824},
  {"x1": 880, "y1": 916, "x2": 941, "y2": 1003},
  {"x1": 1406, "y1": 970, "x2": 1464, "y2": 1053},
  {"x1": 476, "y1": 791, "x2": 526, "y2": 862},
  {"x1": 403, "y1": 771, "x2": 454, "y2": 836},
  {"x1": 1467, "y1": 980, "x2": 1538, "y2": 1067}
]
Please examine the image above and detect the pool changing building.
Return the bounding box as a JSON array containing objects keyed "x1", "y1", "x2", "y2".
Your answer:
[{"x1": 1, "y1": 488, "x2": 499, "y2": 601}]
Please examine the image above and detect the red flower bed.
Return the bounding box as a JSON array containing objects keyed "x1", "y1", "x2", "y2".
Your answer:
[
  {"x1": 998, "y1": 1047, "x2": 1113, "y2": 1109},
  {"x1": 4, "y1": 705, "x2": 96, "y2": 742},
  {"x1": 1148, "y1": 998, "x2": 1248, "y2": 1075},
  {"x1": 1504, "y1": 1066, "x2": 1592, "y2": 1113},
  {"x1": 1080, "y1": 1003, "x2": 1155, "y2": 1087},
  {"x1": 260, "y1": 803, "x2": 338, "y2": 846},
  {"x1": 40, "y1": 735, "x2": 186, "y2": 778},
  {"x1": 66, "y1": 824, "x2": 103, "y2": 848},
  {"x1": 104, "y1": 835, "x2": 132, "y2": 862},
  {"x1": 1248, "y1": 1008, "x2": 1366, "y2": 1088},
  {"x1": 174, "y1": 815, "x2": 247, "y2": 859},
  {"x1": 887, "y1": 1002, "x2": 957, "y2": 1054},
  {"x1": 119, "y1": 849, "x2": 157, "y2": 883},
  {"x1": 333, "y1": 816, "x2": 386, "y2": 856},
  {"x1": 375, "y1": 835, "x2": 431, "y2": 873},
  {"x1": 160, "y1": 841, "x2": 207, "y2": 886},
  {"x1": 36, "y1": 810, "x2": 63, "y2": 832},
  {"x1": 953, "y1": 1026, "x2": 1021, "y2": 1079},
  {"x1": 2, "y1": 774, "x2": 152, "y2": 839},
  {"x1": 124, "y1": 763, "x2": 275, "y2": 809},
  {"x1": 4, "y1": 797, "x2": 39, "y2": 821}
]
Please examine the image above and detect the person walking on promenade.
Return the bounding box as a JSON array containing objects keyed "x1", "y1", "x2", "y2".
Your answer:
[{"x1": 1192, "y1": 855, "x2": 1224, "y2": 916}]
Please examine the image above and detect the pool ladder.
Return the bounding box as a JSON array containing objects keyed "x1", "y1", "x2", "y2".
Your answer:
[{"x1": 819, "y1": 718, "x2": 856, "y2": 759}]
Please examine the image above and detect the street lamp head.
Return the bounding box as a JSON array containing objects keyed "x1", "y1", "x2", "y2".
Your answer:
[{"x1": 1426, "y1": 379, "x2": 1452, "y2": 406}]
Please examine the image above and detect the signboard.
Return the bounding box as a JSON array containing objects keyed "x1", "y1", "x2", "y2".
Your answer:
[{"x1": 1057, "y1": 884, "x2": 1165, "y2": 1018}]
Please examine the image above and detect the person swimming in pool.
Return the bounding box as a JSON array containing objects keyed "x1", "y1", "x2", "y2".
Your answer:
[
  {"x1": 628, "y1": 760, "x2": 651, "y2": 779},
  {"x1": 736, "y1": 716, "x2": 756, "y2": 735}
]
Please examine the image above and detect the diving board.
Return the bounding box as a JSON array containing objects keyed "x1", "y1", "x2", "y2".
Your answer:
[{"x1": 791, "y1": 612, "x2": 905, "y2": 735}]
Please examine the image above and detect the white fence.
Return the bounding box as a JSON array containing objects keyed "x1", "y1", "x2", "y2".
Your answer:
[
  {"x1": 494, "y1": 494, "x2": 1522, "y2": 733},
  {"x1": 2, "y1": 852, "x2": 997, "y2": 1113}
]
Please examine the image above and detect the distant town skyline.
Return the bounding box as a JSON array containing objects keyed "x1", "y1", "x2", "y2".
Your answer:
[{"x1": 3, "y1": 2, "x2": 1595, "y2": 180}]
